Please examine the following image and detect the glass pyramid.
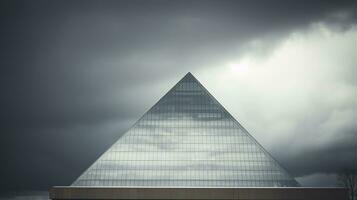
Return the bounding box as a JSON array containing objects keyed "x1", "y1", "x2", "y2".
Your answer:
[{"x1": 72, "y1": 73, "x2": 299, "y2": 187}]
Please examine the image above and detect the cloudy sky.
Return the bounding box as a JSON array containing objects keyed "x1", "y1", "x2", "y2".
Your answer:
[{"x1": 2, "y1": 0, "x2": 357, "y2": 197}]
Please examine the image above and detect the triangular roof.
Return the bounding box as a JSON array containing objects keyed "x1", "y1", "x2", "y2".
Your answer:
[{"x1": 72, "y1": 72, "x2": 299, "y2": 187}]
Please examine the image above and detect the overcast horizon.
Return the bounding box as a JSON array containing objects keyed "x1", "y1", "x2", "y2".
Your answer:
[{"x1": 2, "y1": 0, "x2": 357, "y2": 197}]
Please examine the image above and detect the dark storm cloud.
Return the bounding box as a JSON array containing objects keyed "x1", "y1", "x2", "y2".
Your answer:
[{"x1": 2, "y1": 0, "x2": 357, "y2": 192}]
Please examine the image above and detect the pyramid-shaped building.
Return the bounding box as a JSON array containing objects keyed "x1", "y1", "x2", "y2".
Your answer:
[{"x1": 72, "y1": 72, "x2": 299, "y2": 187}]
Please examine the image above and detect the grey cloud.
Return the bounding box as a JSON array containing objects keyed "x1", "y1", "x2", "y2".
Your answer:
[
  {"x1": 196, "y1": 23, "x2": 357, "y2": 183},
  {"x1": 296, "y1": 173, "x2": 338, "y2": 187},
  {"x1": 7, "y1": 0, "x2": 357, "y2": 128},
  {"x1": 2, "y1": 0, "x2": 357, "y2": 192},
  {"x1": 0, "y1": 191, "x2": 49, "y2": 200}
]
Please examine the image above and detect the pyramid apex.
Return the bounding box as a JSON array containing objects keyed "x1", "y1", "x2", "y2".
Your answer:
[
  {"x1": 182, "y1": 72, "x2": 196, "y2": 79},
  {"x1": 185, "y1": 72, "x2": 193, "y2": 76}
]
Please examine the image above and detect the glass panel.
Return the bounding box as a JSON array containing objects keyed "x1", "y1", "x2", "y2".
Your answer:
[{"x1": 72, "y1": 73, "x2": 299, "y2": 187}]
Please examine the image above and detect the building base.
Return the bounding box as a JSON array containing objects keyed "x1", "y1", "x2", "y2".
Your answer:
[{"x1": 50, "y1": 186, "x2": 347, "y2": 200}]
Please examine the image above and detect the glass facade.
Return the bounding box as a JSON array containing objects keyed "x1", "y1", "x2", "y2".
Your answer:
[{"x1": 72, "y1": 73, "x2": 299, "y2": 187}]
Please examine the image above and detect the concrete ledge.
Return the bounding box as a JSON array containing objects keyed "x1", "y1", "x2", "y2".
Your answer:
[{"x1": 49, "y1": 186, "x2": 347, "y2": 200}]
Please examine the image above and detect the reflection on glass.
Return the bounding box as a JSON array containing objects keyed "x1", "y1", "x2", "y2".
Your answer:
[{"x1": 72, "y1": 73, "x2": 299, "y2": 187}]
